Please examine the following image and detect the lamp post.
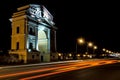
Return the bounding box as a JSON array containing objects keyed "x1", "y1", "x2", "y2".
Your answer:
[
  {"x1": 93, "y1": 45, "x2": 97, "y2": 58},
  {"x1": 75, "y1": 38, "x2": 85, "y2": 59},
  {"x1": 93, "y1": 45, "x2": 97, "y2": 54},
  {"x1": 76, "y1": 38, "x2": 85, "y2": 54},
  {"x1": 86, "y1": 42, "x2": 93, "y2": 54}
]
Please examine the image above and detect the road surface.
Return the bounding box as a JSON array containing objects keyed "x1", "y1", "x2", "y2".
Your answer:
[{"x1": 0, "y1": 59, "x2": 120, "y2": 80}]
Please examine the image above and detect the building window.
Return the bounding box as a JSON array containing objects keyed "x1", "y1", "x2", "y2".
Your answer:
[
  {"x1": 16, "y1": 42, "x2": 19, "y2": 50},
  {"x1": 29, "y1": 27, "x2": 35, "y2": 35},
  {"x1": 29, "y1": 28, "x2": 32, "y2": 34},
  {"x1": 29, "y1": 43, "x2": 33, "y2": 50},
  {"x1": 16, "y1": 27, "x2": 19, "y2": 34}
]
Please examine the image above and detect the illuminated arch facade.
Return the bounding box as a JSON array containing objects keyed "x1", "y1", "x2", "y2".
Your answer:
[{"x1": 9, "y1": 4, "x2": 57, "y2": 63}]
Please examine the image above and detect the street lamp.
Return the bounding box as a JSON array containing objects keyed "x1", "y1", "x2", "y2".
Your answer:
[
  {"x1": 86, "y1": 42, "x2": 93, "y2": 54},
  {"x1": 93, "y1": 45, "x2": 97, "y2": 57},
  {"x1": 103, "y1": 48, "x2": 106, "y2": 51},
  {"x1": 88, "y1": 42, "x2": 93, "y2": 47},
  {"x1": 74, "y1": 38, "x2": 85, "y2": 60},
  {"x1": 58, "y1": 53, "x2": 62, "y2": 60},
  {"x1": 93, "y1": 45, "x2": 97, "y2": 54},
  {"x1": 76, "y1": 38, "x2": 85, "y2": 54}
]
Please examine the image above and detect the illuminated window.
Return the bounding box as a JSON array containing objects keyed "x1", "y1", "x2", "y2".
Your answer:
[
  {"x1": 16, "y1": 27, "x2": 19, "y2": 34},
  {"x1": 16, "y1": 42, "x2": 19, "y2": 50}
]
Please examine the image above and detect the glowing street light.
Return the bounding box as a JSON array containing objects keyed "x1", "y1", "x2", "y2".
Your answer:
[
  {"x1": 69, "y1": 53, "x2": 72, "y2": 57},
  {"x1": 93, "y1": 45, "x2": 97, "y2": 54},
  {"x1": 93, "y1": 46, "x2": 97, "y2": 50},
  {"x1": 88, "y1": 42, "x2": 93, "y2": 47},
  {"x1": 103, "y1": 48, "x2": 106, "y2": 51},
  {"x1": 86, "y1": 42, "x2": 93, "y2": 54},
  {"x1": 58, "y1": 53, "x2": 62, "y2": 56},
  {"x1": 75, "y1": 38, "x2": 85, "y2": 59},
  {"x1": 76, "y1": 38, "x2": 85, "y2": 54},
  {"x1": 78, "y1": 38, "x2": 85, "y2": 44}
]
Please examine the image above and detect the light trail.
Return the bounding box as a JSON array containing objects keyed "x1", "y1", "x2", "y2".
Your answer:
[
  {"x1": 20, "y1": 60, "x2": 119, "y2": 80},
  {"x1": 20, "y1": 65, "x2": 89, "y2": 80},
  {"x1": 0, "y1": 60, "x2": 82, "y2": 69},
  {"x1": 0, "y1": 64, "x2": 76, "y2": 78},
  {"x1": 0, "y1": 61, "x2": 89, "y2": 78},
  {"x1": 0, "y1": 59, "x2": 119, "y2": 79}
]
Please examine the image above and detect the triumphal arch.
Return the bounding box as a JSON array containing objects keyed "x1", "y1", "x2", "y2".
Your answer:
[{"x1": 9, "y1": 4, "x2": 57, "y2": 63}]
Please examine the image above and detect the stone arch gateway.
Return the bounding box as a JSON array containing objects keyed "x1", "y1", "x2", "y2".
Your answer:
[{"x1": 9, "y1": 4, "x2": 57, "y2": 63}]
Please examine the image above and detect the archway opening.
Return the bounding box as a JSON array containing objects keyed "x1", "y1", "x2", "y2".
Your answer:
[{"x1": 38, "y1": 28, "x2": 48, "y2": 54}]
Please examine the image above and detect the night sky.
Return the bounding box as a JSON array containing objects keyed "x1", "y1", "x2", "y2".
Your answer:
[{"x1": 0, "y1": 0, "x2": 120, "y2": 53}]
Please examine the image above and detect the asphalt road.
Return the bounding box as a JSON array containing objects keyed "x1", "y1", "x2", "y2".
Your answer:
[
  {"x1": 0, "y1": 59, "x2": 120, "y2": 80},
  {"x1": 39, "y1": 62, "x2": 120, "y2": 80}
]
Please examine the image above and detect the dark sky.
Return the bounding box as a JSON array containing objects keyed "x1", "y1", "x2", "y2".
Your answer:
[{"x1": 0, "y1": 0, "x2": 120, "y2": 53}]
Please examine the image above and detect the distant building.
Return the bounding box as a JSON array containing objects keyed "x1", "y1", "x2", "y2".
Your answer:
[{"x1": 9, "y1": 4, "x2": 57, "y2": 63}]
